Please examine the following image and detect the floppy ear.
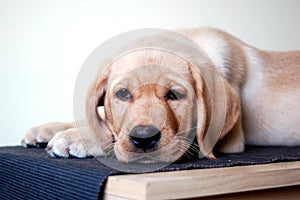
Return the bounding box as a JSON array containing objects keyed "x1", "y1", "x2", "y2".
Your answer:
[
  {"x1": 85, "y1": 67, "x2": 113, "y2": 153},
  {"x1": 188, "y1": 63, "x2": 242, "y2": 159}
]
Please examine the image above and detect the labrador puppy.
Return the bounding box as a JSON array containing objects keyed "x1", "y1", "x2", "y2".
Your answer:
[{"x1": 22, "y1": 27, "x2": 300, "y2": 162}]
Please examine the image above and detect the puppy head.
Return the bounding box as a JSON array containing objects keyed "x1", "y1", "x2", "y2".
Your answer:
[{"x1": 86, "y1": 49, "x2": 240, "y2": 163}]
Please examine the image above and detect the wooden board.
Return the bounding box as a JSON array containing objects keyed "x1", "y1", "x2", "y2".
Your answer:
[{"x1": 103, "y1": 161, "x2": 300, "y2": 200}]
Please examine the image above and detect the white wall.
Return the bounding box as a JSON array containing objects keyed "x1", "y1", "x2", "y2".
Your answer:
[{"x1": 0, "y1": 0, "x2": 299, "y2": 146}]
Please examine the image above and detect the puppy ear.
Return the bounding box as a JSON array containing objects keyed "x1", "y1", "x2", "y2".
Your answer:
[
  {"x1": 85, "y1": 67, "x2": 113, "y2": 153},
  {"x1": 188, "y1": 63, "x2": 241, "y2": 159}
]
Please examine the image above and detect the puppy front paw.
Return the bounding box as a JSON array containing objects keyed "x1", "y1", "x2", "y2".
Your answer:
[
  {"x1": 46, "y1": 128, "x2": 105, "y2": 158},
  {"x1": 22, "y1": 122, "x2": 74, "y2": 148}
]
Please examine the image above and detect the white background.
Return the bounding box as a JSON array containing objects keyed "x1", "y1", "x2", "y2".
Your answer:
[{"x1": 0, "y1": 0, "x2": 299, "y2": 146}]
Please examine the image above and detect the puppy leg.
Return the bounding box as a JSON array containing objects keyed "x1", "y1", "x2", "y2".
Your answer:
[
  {"x1": 22, "y1": 122, "x2": 75, "y2": 148},
  {"x1": 46, "y1": 126, "x2": 105, "y2": 158},
  {"x1": 216, "y1": 116, "x2": 245, "y2": 153}
]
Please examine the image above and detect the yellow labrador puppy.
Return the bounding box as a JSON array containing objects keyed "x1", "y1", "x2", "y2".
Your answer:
[{"x1": 22, "y1": 27, "x2": 300, "y2": 162}]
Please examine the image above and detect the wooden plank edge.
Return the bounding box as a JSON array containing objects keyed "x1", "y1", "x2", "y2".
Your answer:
[{"x1": 104, "y1": 161, "x2": 300, "y2": 200}]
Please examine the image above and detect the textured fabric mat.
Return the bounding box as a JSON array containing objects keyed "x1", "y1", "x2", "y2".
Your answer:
[{"x1": 1, "y1": 146, "x2": 300, "y2": 199}]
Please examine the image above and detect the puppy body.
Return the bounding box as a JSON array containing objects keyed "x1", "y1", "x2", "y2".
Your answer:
[
  {"x1": 187, "y1": 29, "x2": 300, "y2": 145},
  {"x1": 180, "y1": 28, "x2": 300, "y2": 147},
  {"x1": 22, "y1": 27, "x2": 300, "y2": 162}
]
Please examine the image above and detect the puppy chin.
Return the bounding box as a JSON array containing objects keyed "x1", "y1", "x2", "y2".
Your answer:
[
  {"x1": 114, "y1": 146, "x2": 166, "y2": 163},
  {"x1": 114, "y1": 142, "x2": 187, "y2": 163}
]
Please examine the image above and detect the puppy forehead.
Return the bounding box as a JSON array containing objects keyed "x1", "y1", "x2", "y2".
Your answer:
[{"x1": 108, "y1": 50, "x2": 192, "y2": 85}]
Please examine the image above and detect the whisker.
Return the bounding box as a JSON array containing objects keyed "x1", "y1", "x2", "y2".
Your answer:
[
  {"x1": 174, "y1": 135, "x2": 195, "y2": 142},
  {"x1": 172, "y1": 137, "x2": 200, "y2": 161},
  {"x1": 175, "y1": 127, "x2": 197, "y2": 136},
  {"x1": 104, "y1": 148, "x2": 115, "y2": 159},
  {"x1": 100, "y1": 143, "x2": 115, "y2": 159},
  {"x1": 103, "y1": 143, "x2": 114, "y2": 152},
  {"x1": 175, "y1": 146, "x2": 195, "y2": 161}
]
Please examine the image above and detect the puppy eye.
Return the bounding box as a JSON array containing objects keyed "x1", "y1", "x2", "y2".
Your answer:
[
  {"x1": 166, "y1": 89, "x2": 185, "y2": 100},
  {"x1": 115, "y1": 88, "x2": 132, "y2": 101}
]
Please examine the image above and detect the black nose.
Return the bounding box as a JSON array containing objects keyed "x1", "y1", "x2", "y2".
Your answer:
[{"x1": 130, "y1": 125, "x2": 161, "y2": 152}]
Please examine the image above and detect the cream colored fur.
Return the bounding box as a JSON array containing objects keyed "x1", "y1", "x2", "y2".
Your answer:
[{"x1": 22, "y1": 27, "x2": 300, "y2": 161}]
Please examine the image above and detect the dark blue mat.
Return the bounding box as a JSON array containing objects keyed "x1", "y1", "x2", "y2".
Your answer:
[{"x1": 1, "y1": 146, "x2": 300, "y2": 199}]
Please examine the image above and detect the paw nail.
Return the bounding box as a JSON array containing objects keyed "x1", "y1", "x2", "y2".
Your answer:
[{"x1": 45, "y1": 145, "x2": 52, "y2": 151}]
